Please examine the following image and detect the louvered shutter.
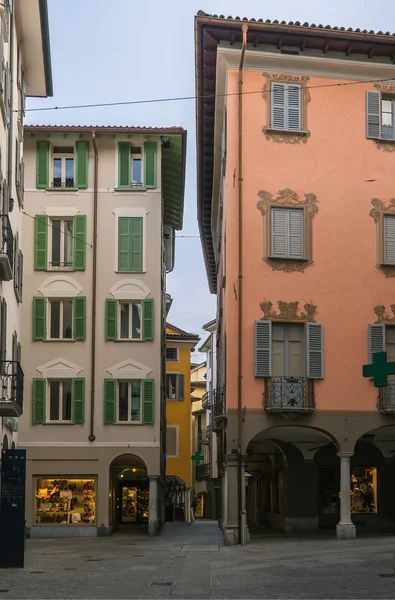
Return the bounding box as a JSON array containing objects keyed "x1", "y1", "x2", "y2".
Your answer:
[
  {"x1": 73, "y1": 296, "x2": 86, "y2": 340},
  {"x1": 383, "y1": 215, "x2": 395, "y2": 264},
  {"x1": 287, "y1": 85, "x2": 302, "y2": 131},
  {"x1": 105, "y1": 299, "x2": 117, "y2": 340},
  {"x1": 36, "y1": 141, "x2": 50, "y2": 188},
  {"x1": 104, "y1": 379, "x2": 116, "y2": 424},
  {"x1": 177, "y1": 374, "x2": 184, "y2": 401},
  {"x1": 271, "y1": 208, "x2": 287, "y2": 257},
  {"x1": 366, "y1": 91, "x2": 381, "y2": 139},
  {"x1": 34, "y1": 214, "x2": 48, "y2": 270},
  {"x1": 73, "y1": 215, "x2": 86, "y2": 270},
  {"x1": 142, "y1": 298, "x2": 154, "y2": 341},
  {"x1": 72, "y1": 378, "x2": 85, "y2": 423},
  {"x1": 118, "y1": 142, "x2": 130, "y2": 188},
  {"x1": 130, "y1": 217, "x2": 143, "y2": 272},
  {"x1": 142, "y1": 379, "x2": 155, "y2": 424},
  {"x1": 254, "y1": 320, "x2": 272, "y2": 377},
  {"x1": 75, "y1": 141, "x2": 89, "y2": 189},
  {"x1": 144, "y1": 142, "x2": 157, "y2": 188},
  {"x1": 271, "y1": 83, "x2": 286, "y2": 130},
  {"x1": 306, "y1": 323, "x2": 324, "y2": 379},
  {"x1": 368, "y1": 324, "x2": 385, "y2": 364},
  {"x1": 288, "y1": 209, "x2": 304, "y2": 258},
  {"x1": 118, "y1": 217, "x2": 131, "y2": 272},
  {"x1": 32, "y1": 378, "x2": 46, "y2": 424},
  {"x1": 33, "y1": 297, "x2": 46, "y2": 340}
]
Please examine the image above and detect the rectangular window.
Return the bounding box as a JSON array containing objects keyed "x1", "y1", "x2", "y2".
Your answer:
[
  {"x1": 117, "y1": 381, "x2": 141, "y2": 423},
  {"x1": 35, "y1": 477, "x2": 96, "y2": 525},
  {"x1": 52, "y1": 146, "x2": 75, "y2": 188},
  {"x1": 166, "y1": 348, "x2": 178, "y2": 361},
  {"x1": 50, "y1": 218, "x2": 73, "y2": 268},
  {"x1": 383, "y1": 214, "x2": 395, "y2": 265},
  {"x1": 118, "y1": 217, "x2": 143, "y2": 273},
  {"x1": 272, "y1": 324, "x2": 304, "y2": 377},
  {"x1": 131, "y1": 147, "x2": 143, "y2": 189},
  {"x1": 48, "y1": 380, "x2": 72, "y2": 422},
  {"x1": 166, "y1": 425, "x2": 178, "y2": 457},
  {"x1": 382, "y1": 97, "x2": 395, "y2": 140},
  {"x1": 271, "y1": 83, "x2": 302, "y2": 132},
  {"x1": 271, "y1": 207, "x2": 304, "y2": 259},
  {"x1": 119, "y1": 302, "x2": 141, "y2": 340},
  {"x1": 49, "y1": 299, "x2": 73, "y2": 339},
  {"x1": 165, "y1": 373, "x2": 184, "y2": 400}
]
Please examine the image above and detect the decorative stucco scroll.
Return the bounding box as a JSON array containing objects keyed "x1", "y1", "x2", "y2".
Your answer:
[
  {"x1": 374, "y1": 304, "x2": 395, "y2": 324},
  {"x1": 259, "y1": 300, "x2": 317, "y2": 323}
]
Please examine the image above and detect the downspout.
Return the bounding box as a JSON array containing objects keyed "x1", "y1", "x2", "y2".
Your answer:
[
  {"x1": 237, "y1": 23, "x2": 248, "y2": 545},
  {"x1": 7, "y1": 3, "x2": 14, "y2": 210},
  {"x1": 89, "y1": 131, "x2": 98, "y2": 442}
]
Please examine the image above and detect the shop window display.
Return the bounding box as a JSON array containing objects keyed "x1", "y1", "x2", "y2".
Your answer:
[
  {"x1": 351, "y1": 468, "x2": 377, "y2": 514},
  {"x1": 35, "y1": 478, "x2": 96, "y2": 525}
]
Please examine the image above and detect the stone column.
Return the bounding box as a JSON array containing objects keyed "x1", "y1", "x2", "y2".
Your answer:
[
  {"x1": 148, "y1": 476, "x2": 159, "y2": 536},
  {"x1": 223, "y1": 454, "x2": 245, "y2": 546},
  {"x1": 336, "y1": 452, "x2": 356, "y2": 539}
]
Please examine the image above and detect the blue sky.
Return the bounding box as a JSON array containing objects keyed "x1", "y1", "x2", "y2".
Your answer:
[{"x1": 26, "y1": 0, "x2": 395, "y2": 361}]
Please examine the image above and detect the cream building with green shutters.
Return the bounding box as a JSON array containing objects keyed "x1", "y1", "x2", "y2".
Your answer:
[{"x1": 19, "y1": 125, "x2": 186, "y2": 538}]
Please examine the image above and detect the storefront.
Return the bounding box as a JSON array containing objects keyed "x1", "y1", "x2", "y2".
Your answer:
[
  {"x1": 35, "y1": 477, "x2": 96, "y2": 526},
  {"x1": 120, "y1": 484, "x2": 149, "y2": 524}
]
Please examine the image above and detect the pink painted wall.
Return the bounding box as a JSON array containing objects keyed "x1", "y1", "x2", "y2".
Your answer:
[{"x1": 223, "y1": 68, "x2": 395, "y2": 412}]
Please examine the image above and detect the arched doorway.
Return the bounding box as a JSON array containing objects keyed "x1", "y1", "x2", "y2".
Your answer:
[
  {"x1": 109, "y1": 454, "x2": 148, "y2": 532},
  {"x1": 245, "y1": 425, "x2": 338, "y2": 535},
  {"x1": 165, "y1": 475, "x2": 186, "y2": 521}
]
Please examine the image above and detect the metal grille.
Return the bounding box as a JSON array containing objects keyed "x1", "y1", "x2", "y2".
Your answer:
[{"x1": 264, "y1": 377, "x2": 314, "y2": 412}]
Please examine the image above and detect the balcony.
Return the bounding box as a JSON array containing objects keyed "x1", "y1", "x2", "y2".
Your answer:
[
  {"x1": 201, "y1": 391, "x2": 211, "y2": 409},
  {"x1": 378, "y1": 382, "x2": 395, "y2": 414},
  {"x1": 196, "y1": 463, "x2": 210, "y2": 481},
  {"x1": 0, "y1": 361, "x2": 24, "y2": 417},
  {"x1": 0, "y1": 214, "x2": 13, "y2": 281},
  {"x1": 264, "y1": 377, "x2": 315, "y2": 413},
  {"x1": 198, "y1": 428, "x2": 210, "y2": 446},
  {"x1": 212, "y1": 387, "x2": 226, "y2": 432},
  {"x1": 51, "y1": 178, "x2": 75, "y2": 189}
]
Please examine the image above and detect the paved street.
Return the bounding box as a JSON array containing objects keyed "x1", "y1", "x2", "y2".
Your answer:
[{"x1": 0, "y1": 521, "x2": 395, "y2": 599}]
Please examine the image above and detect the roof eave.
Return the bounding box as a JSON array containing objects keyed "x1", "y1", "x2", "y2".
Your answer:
[{"x1": 38, "y1": 0, "x2": 53, "y2": 97}]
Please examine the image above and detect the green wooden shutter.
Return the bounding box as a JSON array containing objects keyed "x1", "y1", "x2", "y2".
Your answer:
[
  {"x1": 73, "y1": 296, "x2": 86, "y2": 340},
  {"x1": 130, "y1": 217, "x2": 143, "y2": 271},
  {"x1": 118, "y1": 217, "x2": 143, "y2": 272},
  {"x1": 72, "y1": 378, "x2": 85, "y2": 423},
  {"x1": 32, "y1": 378, "x2": 46, "y2": 423},
  {"x1": 368, "y1": 324, "x2": 385, "y2": 364},
  {"x1": 34, "y1": 215, "x2": 48, "y2": 270},
  {"x1": 144, "y1": 141, "x2": 157, "y2": 188},
  {"x1": 366, "y1": 90, "x2": 381, "y2": 139},
  {"x1": 104, "y1": 379, "x2": 116, "y2": 424},
  {"x1": 142, "y1": 379, "x2": 155, "y2": 424},
  {"x1": 118, "y1": 142, "x2": 130, "y2": 188},
  {"x1": 105, "y1": 299, "x2": 117, "y2": 340},
  {"x1": 254, "y1": 320, "x2": 272, "y2": 377},
  {"x1": 306, "y1": 323, "x2": 324, "y2": 379},
  {"x1": 142, "y1": 298, "x2": 154, "y2": 341},
  {"x1": 33, "y1": 297, "x2": 46, "y2": 340},
  {"x1": 75, "y1": 141, "x2": 89, "y2": 189},
  {"x1": 36, "y1": 141, "x2": 49, "y2": 188},
  {"x1": 73, "y1": 215, "x2": 86, "y2": 270}
]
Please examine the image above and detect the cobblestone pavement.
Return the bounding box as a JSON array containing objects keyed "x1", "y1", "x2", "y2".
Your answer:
[{"x1": 0, "y1": 521, "x2": 394, "y2": 599}]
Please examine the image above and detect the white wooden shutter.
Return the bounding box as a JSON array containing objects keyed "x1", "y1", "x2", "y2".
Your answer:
[
  {"x1": 254, "y1": 320, "x2": 272, "y2": 377},
  {"x1": 287, "y1": 85, "x2": 302, "y2": 131},
  {"x1": 384, "y1": 215, "x2": 395, "y2": 264},
  {"x1": 366, "y1": 90, "x2": 381, "y2": 139},
  {"x1": 271, "y1": 208, "x2": 287, "y2": 257},
  {"x1": 306, "y1": 323, "x2": 324, "y2": 379},
  {"x1": 288, "y1": 209, "x2": 304, "y2": 258},
  {"x1": 368, "y1": 324, "x2": 385, "y2": 364},
  {"x1": 271, "y1": 83, "x2": 286, "y2": 130}
]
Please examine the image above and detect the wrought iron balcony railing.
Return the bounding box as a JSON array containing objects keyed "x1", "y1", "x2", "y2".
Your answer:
[
  {"x1": 52, "y1": 178, "x2": 75, "y2": 188},
  {"x1": 0, "y1": 214, "x2": 14, "y2": 281},
  {"x1": 0, "y1": 360, "x2": 24, "y2": 417},
  {"x1": 264, "y1": 377, "x2": 315, "y2": 413},
  {"x1": 212, "y1": 387, "x2": 226, "y2": 432},
  {"x1": 48, "y1": 261, "x2": 74, "y2": 271},
  {"x1": 197, "y1": 428, "x2": 210, "y2": 446},
  {"x1": 378, "y1": 382, "x2": 395, "y2": 414},
  {"x1": 201, "y1": 391, "x2": 211, "y2": 409},
  {"x1": 196, "y1": 463, "x2": 210, "y2": 481}
]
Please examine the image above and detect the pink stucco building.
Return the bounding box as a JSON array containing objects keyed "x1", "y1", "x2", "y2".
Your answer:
[{"x1": 195, "y1": 12, "x2": 395, "y2": 543}]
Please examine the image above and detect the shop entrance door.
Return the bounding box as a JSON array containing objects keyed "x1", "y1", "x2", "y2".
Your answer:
[
  {"x1": 120, "y1": 484, "x2": 149, "y2": 524},
  {"x1": 109, "y1": 453, "x2": 149, "y2": 533}
]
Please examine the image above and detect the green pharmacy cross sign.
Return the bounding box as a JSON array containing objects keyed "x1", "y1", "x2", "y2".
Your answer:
[
  {"x1": 191, "y1": 451, "x2": 204, "y2": 466},
  {"x1": 362, "y1": 352, "x2": 395, "y2": 388}
]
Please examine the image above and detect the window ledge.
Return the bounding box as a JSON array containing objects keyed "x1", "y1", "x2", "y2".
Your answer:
[
  {"x1": 114, "y1": 187, "x2": 148, "y2": 193},
  {"x1": 43, "y1": 339, "x2": 77, "y2": 343},
  {"x1": 43, "y1": 422, "x2": 77, "y2": 425},
  {"x1": 268, "y1": 255, "x2": 307, "y2": 261},
  {"x1": 115, "y1": 270, "x2": 146, "y2": 275},
  {"x1": 264, "y1": 256, "x2": 313, "y2": 274},
  {"x1": 47, "y1": 267, "x2": 75, "y2": 273},
  {"x1": 263, "y1": 128, "x2": 311, "y2": 145},
  {"x1": 114, "y1": 339, "x2": 144, "y2": 343},
  {"x1": 46, "y1": 187, "x2": 79, "y2": 193},
  {"x1": 113, "y1": 422, "x2": 145, "y2": 426}
]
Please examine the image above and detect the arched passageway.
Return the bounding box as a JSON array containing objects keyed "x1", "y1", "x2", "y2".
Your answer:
[
  {"x1": 165, "y1": 475, "x2": 186, "y2": 522},
  {"x1": 109, "y1": 454, "x2": 149, "y2": 533}
]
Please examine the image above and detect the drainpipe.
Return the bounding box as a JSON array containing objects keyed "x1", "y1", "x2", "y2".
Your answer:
[
  {"x1": 89, "y1": 131, "x2": 98, "y2": 442},
  {"x1": 237, "y1": 23, "x2": 248, "y2": 545},
  {"x1": 7, "y1": 3, "x2": 14, "y2": 212}
]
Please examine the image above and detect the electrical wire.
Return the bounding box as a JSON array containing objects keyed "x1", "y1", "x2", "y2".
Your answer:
[{"x1": 17, "y1": 76, "x2": 395, "y2": 114}]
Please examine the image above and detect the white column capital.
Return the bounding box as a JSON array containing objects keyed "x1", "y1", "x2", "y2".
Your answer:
[{"x1": 337, "y1": 452, "x2": 354, "y2": 459}]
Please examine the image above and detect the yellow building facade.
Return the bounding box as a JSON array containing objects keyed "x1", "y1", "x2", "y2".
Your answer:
[{"x1": 165, "y1": 324, "x2": 199, "y2": 491}]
